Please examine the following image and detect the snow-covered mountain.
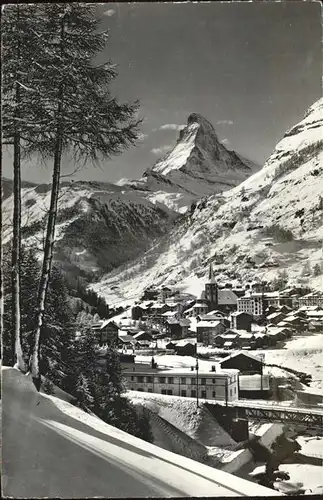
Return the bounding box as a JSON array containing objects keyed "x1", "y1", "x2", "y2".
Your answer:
[
  {"x1": 118, "y1": 113, "x2": 259, "y2": 212},
  {"x1": 92, "y1": 98, "x2": 323, "y2": 306},
  {"x1": 2, "y1": 180, "x2": 177, "y2": 280},
  {"x1": 3, "y1": 113, "x2": 257, "y2": 281}
]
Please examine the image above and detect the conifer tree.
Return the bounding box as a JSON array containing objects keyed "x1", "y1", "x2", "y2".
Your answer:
[
  {"x1": 2, "y1": 4, "x2": 41, "y2": 371},
  {"x1": 21, "y1": 3, "x2": 141, "y2": 389},
  {"x1": 313, "y1": 263, "x2": 321, "y2": 277},
  {"x1": 75, "y1": 373, "x2": 94, "y2": 410}
]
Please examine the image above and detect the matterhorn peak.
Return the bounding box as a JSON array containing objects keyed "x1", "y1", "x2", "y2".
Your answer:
[
  {"x1": 187, "y1": 112, "x2": 213, "y2": 126},
  {"x1": 149, "y1": 112, "x2": 258, "y2": 194}
]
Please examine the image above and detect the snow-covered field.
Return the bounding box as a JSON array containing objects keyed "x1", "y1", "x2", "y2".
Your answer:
[
  {"x1": 256, "y1": 333, "x2": 323, "y2": 392},
  {"x1": 275, "y1": 464, "x2": 323, "y2": 494},
  {"x1": 249, "y1": 463, "x2": 323, "y2": 495},
  {"x1": 296, "y1": 435, "x2": 323, "y2": 459}
]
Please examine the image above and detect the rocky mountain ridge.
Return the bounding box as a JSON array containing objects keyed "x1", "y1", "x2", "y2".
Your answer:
[
  {"x1": 91, "y1": 98, "x2": 323, "y2": 306},
  {"x1": 119, "y1": 113, "x2": 259, "y2": 212}
]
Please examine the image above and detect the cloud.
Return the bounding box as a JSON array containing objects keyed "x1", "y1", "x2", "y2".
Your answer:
[
  {"x1": 216, "y1": 120, "x2": 234, "y2": 125},
  {"x1": 159, "y1": 123, "x2": 186, "y2": 131},
  {"x1": 138, "y1": 133, "x2": 148, "y2": 141},
  {"x1": 151, "y1": 144, "x2": 173, "y2": 155},
  {"x1": 221, "y1": 138, "x2": 231, "y2": 147},
  {"x1": 103, "y1": 9, "x2": 116, "y2": 17}
]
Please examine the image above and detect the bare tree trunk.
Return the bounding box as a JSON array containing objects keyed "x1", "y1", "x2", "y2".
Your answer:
[
  {"x1": 0, "y1": 151, "x2": 3, "y2": 356},
  {"x1": 30, "y1": 134, "x2": 62, "y2": 390},
  {"x1": 12, "y1": 6, "x2": 26, "y2": 372},
  {"x1": 30, "y1": 13, "x2": 66, "y2": 391},
  {"x1": 12, "y1": 131, "x2": 25, "y2": 371}
]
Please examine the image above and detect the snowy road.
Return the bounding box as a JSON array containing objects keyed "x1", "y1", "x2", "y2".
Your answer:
[{"x1": 2, "y1": 368, "x2": 280, "y2": 498}]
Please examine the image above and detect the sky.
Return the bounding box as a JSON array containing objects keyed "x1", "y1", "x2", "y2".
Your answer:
[{"x1": 2, "y1": 1, "x2": 322, "y2": 184}]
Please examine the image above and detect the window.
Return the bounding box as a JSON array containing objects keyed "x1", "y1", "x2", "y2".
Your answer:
[
  {"x1": 138, "y1": 388, "x2": 144, "y2": 392},
  {"x1": 161, "y1": 389, "x2": 167, "y2": 395},
  {"x1": 168, "y1": 377, "x2": 174, "y2": 384},
  {"x1": 212, "y1": 378, "x2": 216, "y2": 384},
  {"x1": 137, "y1": 376, "x2": 144, "y2": 383},
  {"x1": 230, "y1": 389, "x2": 232, "y2": 397},
  {"x1": 181, "y1": 390, "x2": 187, "y2": 397},
  {"x1": 159, "y1": 377, "x2": 166, "y2": 383},
  {"x1": 191, "y1": 390, "x2": 196, "y2": 398},
  {"x1": 131, "y1": 376, "x2": 134, "y2": 381},
  {"x1": 201, "y1": 378, "x2": 206, "y2": 385},
  {"x1": 180, "y1": 377, "x2": 186, "y2": 385},
  {"x1": 167, "y1": 389, "x2": 173, "y2": 395},
  {"x1": 147, "y1": 376, "x2": 153, "y2": 383},
  {"x1": 212, "y1": 391, "x2": 216, "y2": 398},
  {"x1": 191, "y1": 378, "x2": 196, "y2": 385},
  {"x1": 201, "y1": 391, "x2": 207, "y2": 399},
  {"x1": 148, "y1": 388, "x2": 152, "y2": 393}
]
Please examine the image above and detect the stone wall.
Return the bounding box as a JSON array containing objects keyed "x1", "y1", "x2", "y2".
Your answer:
[{"x1": 146, "y1": 408, "x2": 209, "y2": 464}]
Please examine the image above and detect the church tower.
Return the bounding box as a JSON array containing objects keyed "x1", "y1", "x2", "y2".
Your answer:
[{"x1": 205, "y1": 263, "x2": 218, "y2": 310}]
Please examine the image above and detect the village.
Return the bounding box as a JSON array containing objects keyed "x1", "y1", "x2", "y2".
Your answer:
[{"x1": 91, "y1": 265, "x2": 323, "y2": 406}]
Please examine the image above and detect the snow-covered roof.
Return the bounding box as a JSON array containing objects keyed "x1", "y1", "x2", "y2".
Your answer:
[
  {"x1": 93, "y1": 319, "x2": 118, "y2": 330},
  {"x1": 196, "y1": 320, "x2": 222, "y2": 328},
  {"x1": 155, "y1": 367, "x2": 239, "y2": 376},
  {"x1": 230, "y1": 311, "x2": 251, "y2": 317},
  {"x1": 277, "y1": 321, "x2": 291, "y2": 327},
  {"x1": 118, "y1": 335, "x2": 136, "y2": 343},
  {"x1": 267, "y1": 312, "x2": 285, "y2": 320},
  {"x1": 133, "y1": 331, "x2": 151, "y2": 339},
  {"x1": 218, "y1": 290, "x2": 238, "y2": 305},
  {"x1": 161, "y1": 311, "x2": 177, "y2": 317},
  {"x1": 207, "y1": 309, "x2": 226, "y2": 316},
  {"x1": 174, "y1": 338, "x2": 197, "y2": 346},
  {"x1": 152, "y1": 303, "x2": 169, "y2": 309},
  {"x1": 197, "y1": 315, "x2": 225, "y2": 322},
  {"x1": 239, "y1": 333, "x2": 254, "y2": 339},
  {"x1": 193, "y1": 301, "x2": 209, "y2": 308}
]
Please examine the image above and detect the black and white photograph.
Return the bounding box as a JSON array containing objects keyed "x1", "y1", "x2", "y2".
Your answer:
[{"x1": 1, "y1": 1, "x2": 323, "y2": 498}]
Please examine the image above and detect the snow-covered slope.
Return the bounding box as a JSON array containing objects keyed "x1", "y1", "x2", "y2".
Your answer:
[
  {"x1": 93, "y1": 98, "x2": 323, "y2": 305},
  {"x1": 2, "y1": 180, "x2": 177, "y2": 280},
  {"x1": 120, "y1": 113, "x2": 259, "y2": 212},
  {"x1": 3, "y1": 367, "x2": 280, "y2": 498},
  {"x1": 3, "y1": 114, "x2": 258, "y2": 280}
]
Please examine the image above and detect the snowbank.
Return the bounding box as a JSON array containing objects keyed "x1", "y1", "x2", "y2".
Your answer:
[
  {"x1": 127, "y1": 390, "x2": 236, "y2": 447},
  {"x1": 296, "y1": 435, "x2": 323, "y2": 460},
  {"x1": 275, "y1": 463, "x2": 323, "y2": 494},
  {"x1": 40, "y1": 388, "x2": 280, "y2": 497}
]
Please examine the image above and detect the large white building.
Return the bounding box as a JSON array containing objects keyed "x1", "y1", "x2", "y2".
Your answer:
[
  {"x1": 237, "y1": 293, "x2": 264, "y2": 317},
  {"x1": 123, "y1": 366, "x2": 239, "y2": 402}
]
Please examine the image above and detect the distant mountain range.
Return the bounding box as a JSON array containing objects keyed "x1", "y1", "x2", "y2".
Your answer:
[{"x1": 3, "y1": 113, "x2": 258, "y2": 282}]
